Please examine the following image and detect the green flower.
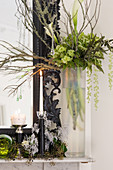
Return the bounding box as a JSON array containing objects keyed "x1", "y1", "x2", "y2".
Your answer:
[
  {"x1": 22, "y1": 140, "x2": 29, "y2": 146},
  {"x1": 60, "y1": 53, "x2": 65, "y2": 58},
  {"x1": 67, "y1": 50, "x2": 75, "y2": 57},
  {"x1": 61, "y1": 55, "x2": 72, "y2": 64},
  {"x1": 56, "y1": 63, "x2": 61, "y2": 67},
  {"x1": 59, "y1": 46, "x2": 66, "y2": 53},
  {"x1": 53, "y1": 52, "x2": 60, "y2": 58},
  {"x1": 95, "y1": 51, "x2": 102, "y2": 57},
  {"x1": 56, "y1": 45, "x2": 61, "y2": 50}
]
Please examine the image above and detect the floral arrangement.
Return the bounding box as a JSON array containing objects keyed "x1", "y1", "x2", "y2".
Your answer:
[
  {"x1": 48, "y1": 0, "x2": 113, "y2": 109},
  {"x1": 21, "y1": 120, "x2": 67, "y2": 159},
  {"x1": 0, "y1": 0, "x2": 113, "y2": 158},
  {"x1": 0, "y1": 120, "x2": 67, "y2": 160},
  {"x1": 44, "y1": 119, "x2": 67, "y2": 158},
  {"x1": 0, "y1": 0, "x2": 112, "y2": 109}
]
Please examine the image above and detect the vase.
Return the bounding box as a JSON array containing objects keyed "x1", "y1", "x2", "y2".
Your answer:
[{"x1": 61, "y1": 67, "x2": 86, "y2": 158}]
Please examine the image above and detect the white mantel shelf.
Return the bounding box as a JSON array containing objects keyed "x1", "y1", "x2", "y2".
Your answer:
[{"x1": 0, "y1": 157, "x2": 93, "y2": 163}]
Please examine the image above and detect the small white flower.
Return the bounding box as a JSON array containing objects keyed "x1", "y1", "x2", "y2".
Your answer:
[
  {"x1": 45, "y1": 143, "x2": 49, "y2": 151},
  {"x1": 44, "y1": 119, "x2": 52, "y2": 128},
  {"x1": 45, "y1": 130, "x2": 53, "y2": 143},
  {"x1": 32, "y1": 123, "x2": 39, "y2": 134},
  {"x1": 57, "y1": 127, "x2": 68, "y2": 143},
  {"x1": 22, "y1": 140, "x2": 29, "y2": 146}
]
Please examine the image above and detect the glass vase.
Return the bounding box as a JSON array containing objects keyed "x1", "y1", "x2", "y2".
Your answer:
[{"x1": 61, "y1": 67, "x2": 86, "y2": 158}]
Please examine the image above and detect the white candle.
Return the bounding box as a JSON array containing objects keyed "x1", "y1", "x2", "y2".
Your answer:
[
  {"x1": 40, "y1": 70, "x2": 43, "y2": 116},
  {"x1": 11, "y1": 112, "x2": 26, "y2": 125}
]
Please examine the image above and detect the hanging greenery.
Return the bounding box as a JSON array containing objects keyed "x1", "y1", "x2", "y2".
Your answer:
[{"x1": 0, "y1": 0, "x2": 113, "y2": 107}]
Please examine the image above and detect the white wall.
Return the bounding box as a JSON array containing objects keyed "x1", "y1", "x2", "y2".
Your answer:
[
  {"x1": 0, "y1": 0, "x2": 33, "y2": 127},
  {"x1": 91, "y1": 0, "x2": 113, "y2": 170}
]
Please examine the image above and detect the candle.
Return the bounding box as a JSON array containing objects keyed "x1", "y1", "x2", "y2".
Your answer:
[
  {"x1": 39, "y1": 70, "x2": 43, "y2": 116},
  {"x1": 11, "y1": 112, "x2": 26, "y2": 125}
]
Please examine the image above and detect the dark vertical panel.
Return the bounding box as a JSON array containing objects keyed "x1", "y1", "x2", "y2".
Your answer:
[
  {"x1": 33, "y1": 0, "x2": 60, "y2": 124},
  {"x1": 33, "y1": 0, "x2": 50, "y2": 123},
  {"x1": 33, "y1": 0, "x2": 44, "y2": 124}
]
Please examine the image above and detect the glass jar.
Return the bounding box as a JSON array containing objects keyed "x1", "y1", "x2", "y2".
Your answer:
[{"x1": 61, "y1": 67, "x2": 86, "y2": 158}]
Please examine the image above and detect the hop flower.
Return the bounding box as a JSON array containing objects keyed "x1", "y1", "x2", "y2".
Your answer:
[
  {"x1": 61, "y1": 55, "x2": 72, "y2": 64},
  {"x1": 67, "y1": 50, "x2": 75, "y2": 57},
  {"x1": 58, "y1": 46, "x2": 66, "y2": 53}
]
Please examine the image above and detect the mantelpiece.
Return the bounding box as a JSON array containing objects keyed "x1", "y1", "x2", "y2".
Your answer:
[
  {"x1": 0, "y1": 157, "x2": 93, "y2": 170},
  {"x1": 0, "y1": 157, "x2": 93, "y2": 163}
]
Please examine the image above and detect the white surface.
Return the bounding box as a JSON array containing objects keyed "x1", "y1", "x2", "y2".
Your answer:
[
  {"x1": 44, "y1": 162, "x2": 79, "y2": 170},
  {"x1": 0, "y1": 163, "x2": 43, "y2": 170},
  {"x1": 0, "y1": 0, "x2": 33, "y2": 127},
  {"x1": 0, "y1": 157, "x2": 93, "y2": 163},
  {"x1": 80, "y1": 163, "x2": 92, "y2": 170},
  {"x1": 0, "y1": 163, "x2": 78, "y2": 170},
  {"x1": 0, "y1": 158, "x2": 93, "y2": 170},
  {"x1": 91, "y1": 0, "x2": 113, "y2": 170}
]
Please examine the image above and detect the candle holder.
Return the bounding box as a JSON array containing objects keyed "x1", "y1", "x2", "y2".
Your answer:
[
  {"x1": 37, "y1": 111, "x2": 46, "y2": 119},
  {"x1": 37, "y1": 111, "x2": 46, "y2": 157},
  {"x1": 11, "y1": 124, "x2": 27, "y2": 158},
  {"x1": 12, "y1": 124, "x2": 27, "y2": 143}
]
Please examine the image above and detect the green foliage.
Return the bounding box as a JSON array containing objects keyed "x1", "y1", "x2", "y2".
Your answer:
[
  {"x1": 51, "y1": 31, "x2": 113, "y2": 110},
  {"x1": 0, "y1": 137, "x2": 18, "y2": 159},
  {"x1": 6, "y1": 141, "x2": 18, "y2": 159},
  {"x1": 93, "y1": 68, "x2": 99, "y2": 110},
  {"x1": 65, "y1": 68, "x2": 85, "y2": 129},
  {"x1": 108, "y1": 53, "x2": 113, "y2": 90},
  {"x1": 87, "y1": 68, "x2": 92, "y2": 103},
  {"x1": 49, "y1": 138, "x2": 67, "y2": 157},
  {"x1": 51, "y1": 32, "x2": 112, "y2": 74},
  {"x1": 20, "y1": 146, "x2": 31, "y2": 158},
  {"x1": 72, "y1": 0, "x2": 84, "y2": 33}
]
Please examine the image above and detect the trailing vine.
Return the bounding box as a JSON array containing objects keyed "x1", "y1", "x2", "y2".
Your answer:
[
  {"x1": 93, "y1": 68, "x2": 99, "y2": 110},
  {"x1": 87, "y1": 68, "x2": 92, "y2": 103},
  {"x1": 108, "y1": 53, "x2": 113, "y2": 90}
]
